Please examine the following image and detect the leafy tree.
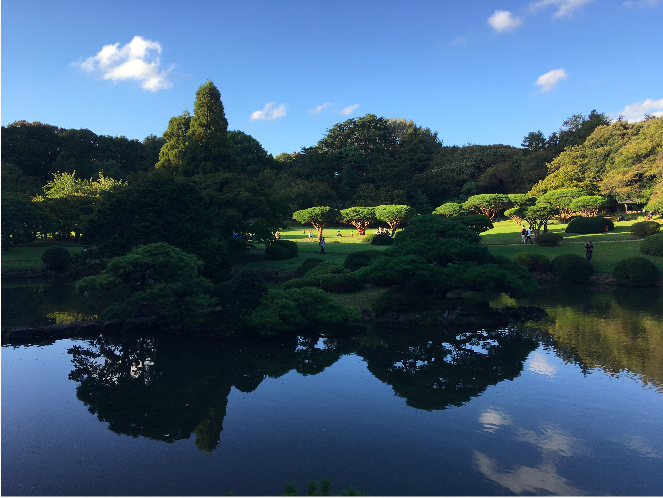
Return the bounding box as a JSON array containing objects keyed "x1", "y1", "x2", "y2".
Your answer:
[
  {"x1": 155, "y1": 110, "x2": 191, "y2": 174},
  {"x1": 433, "y1": 202, "x2": 464, "y2": 217},
  {"x1": 504, "y1": 203, "x2": 559, "y2": 234},
  {"x1": 1, "y1": 121, "x2": 62, "y2": 180},
  {"x1": 569, "y1": 195, "x2": 607, "y2": 217},
  {"x1": 34, "y1": 171, "x2": 125, "y2": 200},
  {"x1": 339, "y1": 206, "x2": 376, "y2": 231},
  {"x1": 75, "y1": 242, "x2": 217, "y2": 323},
  {"x1": 180, "y1": 81, "x2": 237, "y2": 176},
  {"x1": 292, "y1": 206, "x2": 341, "y2": 240},
  {"x1": 228, "y1": 130, "x2": 274, "y2": 177},
  {"x1": 463, "y1": 194, "x2": 512, "y2": 221},
  {"x1": 537, "y1": 188, "x2": 586, "y2": 222},
  {"x1": 374, "y1": 204, "x2": 414, "y2": 235},
  {"x1": 1, "y1": 196, "x2": 40, "y2": 248}
]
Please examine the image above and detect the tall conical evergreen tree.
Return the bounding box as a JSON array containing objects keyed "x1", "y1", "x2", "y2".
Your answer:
[
  {"x1": 155, "y1": 110, "x2": 191, "y2": 175},
  {"x1": 179, "y1": 80, "x2": 237, "y2": 176}
]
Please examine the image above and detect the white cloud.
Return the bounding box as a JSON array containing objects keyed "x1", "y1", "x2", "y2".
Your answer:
[
  {"x1": 479, "y1": 409, "x2": 513, "y2": 433},
  {"x1": 529, "y1": 0, "x2": 594, "y2": 18},
  {"x1": 335, "y1": 104, "x2": 360, "y2": 116},
  {"x1": 488, "y1": 10, "x2": 524, "y2": 32},
  {"x1": 527, "y1": 352, "x2": 557, "y2": 376},
  {"x1": 624, "y1": 0, "x2": 660, "y2": 7},
  {"x1": 534, "y1": 68, "x2": 568, "y2": 92},
  {"x1": 250, "y1": 102, "x2": 287, "y2": 121},
  {"x1": 309, "y1": 102, "x2": 331, "y2": 114},
  {"x1": 615, "y1": 98, "x2": 663, "y2": 122},
  {"x1": 75, "y1": 36, "x2": 172, "y2": 91}
]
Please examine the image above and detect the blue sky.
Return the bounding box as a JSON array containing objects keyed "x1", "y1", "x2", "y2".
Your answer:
[{"x1": 2, "y1": 0, "x2": 662, "y2": 156}]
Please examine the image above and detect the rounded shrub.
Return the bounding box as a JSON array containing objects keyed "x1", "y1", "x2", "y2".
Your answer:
[
  {"x1": 343, "y1": 250, "x2": 383, "y2": 271},
  {"x1": 565, "y1": 216, "x2": 614, "y2": 234},
  {"x1": 316, "y1": 273, "x2": 365, "y2": 293},
  {"x1": 298, "y1": 257, "x2": 324, "y2": 276},
  {"x1": 534, "y1": 232, "x2": 563, "y2": 247},
  {"x1": 361, "y1": 233, "x2": 376, "y2": 244},
  {"x1": 613, "y1": 257, "x2": 660, "y2": 287},
  {"x1": 370, "y1": 233, "x2": 394, "y2": 246},
  {"x1": 372, "y1": 288, "x2": 432, "y2": 315},
  {"x1": 630, "y1": 221, "x2": 661, "y2": 238},
  {"x1": 41, "y1": 246, "x2": 72, "y2": 272},
  {"x1": 551, "y1": 254, "x2": 595, "y2": 283},
  {"x1": 640, "y1": 233, "x2": 663, "y2": 257},
  {"x1": 265, "y1": 239, "x2": 298, "y2": 260},
  {"x1": 515, "y1": 253, "x2": 552, "y2": 273}
]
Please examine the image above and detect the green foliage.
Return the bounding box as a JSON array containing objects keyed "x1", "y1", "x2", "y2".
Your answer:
[
  {"x1": 213, "y1": 268, "x2": 267, "y2": 327},
  {"x1": 281, "y1": 478, "x2": 367, "y2": 497},
  {"x1": 342, "y1": 250, "x2": 383, "y2": 271},
  {"x1": 535, "y1": 232, "x2": 563, "y2": 247},
  {"x1": 155, "y1": 110, "x2": 191, "y2": 174},
  {"x1": 361, "y1": 233, "x2": 376, "y2": 244},
  {"x1": 432, "y1": 202, "x2": 464, "y2": 217},
  {"x1": 508, "y1": 194, "x2": 536, "y2": 207},
  {"x1": 196, "y1": 238, "x2": 232, "y2": 282},
  {"x1": 372, "y1": 287, "x2": 434, "y2": 314},
  {"x1": 357, "y1": 215, "x2": 537, "y2": 298},
  {"x1": 630, "y1": 221, "x2": 661, "y2": 238},
  {"x1": 515, "y1": 253, "x2": 552, "y2": 272},
  {"x1": 462, "y1": 194, "x2": 512, "y2": 220},
  {"x1": 228, "y1": 130, "x2": 274, "y2": 177},
  {"x1": 370, "y1": 233, "x2": 394, "y2": 246},
  {"x1": 298, "y1": 257, "x2": 324, "y2": 275},
  {"x1": 286, "y1": 262, "x2": 365, "y2": 293},
  {"x1": 41, "y1": 246, "x2": 72, "y2": 272},
  {"x1": 35, "y1": 171, "x2": 125, "y2": 200},
  {"x1": 537, "y1": 188, "x2": 587, "y2": 221},
  {"x1": 453, "y1": 215, "x2": 493, "y2": 234},
  {"x1": 613, "y1": 257, "x2": 660, "y2": 287},
  {"x1": 565, "y1": 216, "x2": 614, "y2": 234},
  {"x1": 1, "y1": 196, "x2": 40, "y2": 248},
  {"x1": 180, "y1": 81, "x2": 237, "y2": 176},
  {"x1": 551, "y1": 254, "x2": 595, "y2": 283},
  {"x1": 529, "y1": 117, "x2": 662, "y2": 204},
  {"x1": 568, "y1": 195, "x2": 607, "y2": 217},
  {"x1": 292, "y1": 206, "x2": 342, "y2": 239},
  {"x1": 75, "y1": 243, "x2": 217, "y2": 323},
  {"x1": 340, "y1": 206, "x2": 376, "y2": 230},
  {"x1": 246, "y1": 287, "x2": 361, "y2": 337},
  {"x1": 374, "y1": 204, "x2": 414, "y2": 235},
  {"x1": 265, "y1": 239, "x2": 299, "y2": 260},
  {"x1": 640, "y1": 233, "x2": 663, "y2": 256}
]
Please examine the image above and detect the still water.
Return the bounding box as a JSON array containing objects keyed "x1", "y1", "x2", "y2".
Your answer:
[{"x1": 2, "y1": 284, "x2": 663, "y2": 496}]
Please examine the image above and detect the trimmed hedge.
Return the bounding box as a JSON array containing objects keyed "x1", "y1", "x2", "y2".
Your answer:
[
  {"x1": 551, "y1": 254, "x2": 595, "y2": 283},
  {"x1": 343, "y1": 250, "x2": 383, "y2": 271},
  {"x1": 41, "y1": 246, "x2": 72, "y2": 272},
  {"x1": 535, "y1": 232, "x2": 563, "y2": 247},
  {"x1": 613, "y1": 257, "x2": 660, "y2": 287},
  {"x1": 565, "y1": 216, "x2": 614, "y2": 234},
  {"x1": 630, "y1": 221, "x2": 661, "y2": 238},
  {"x1": 284, "y1": 261, "x2": 365, "y2": 293},
  {"x1": 515, "y1": 253, "x2": 552, "y2": 273},
  {"x1": 640, "y1": 233, "x2": 663, "y2": 257},
  {"x1": 265, "y1": 239, "x2": 298, "y2": 260}
]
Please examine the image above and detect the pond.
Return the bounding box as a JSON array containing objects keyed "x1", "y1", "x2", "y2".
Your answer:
[{"x1": 2, "y1": 283, "x2": 663, "y2": 496}]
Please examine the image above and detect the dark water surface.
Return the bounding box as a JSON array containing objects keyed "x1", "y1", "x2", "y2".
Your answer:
[{"x1": 2, "y1": 284, "x2": 663, "y2": 496}]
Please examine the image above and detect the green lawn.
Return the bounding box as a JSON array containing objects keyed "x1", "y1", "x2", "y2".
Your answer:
[{"x1": 1, "y1": 242, "x2": 84, "y2": 271}]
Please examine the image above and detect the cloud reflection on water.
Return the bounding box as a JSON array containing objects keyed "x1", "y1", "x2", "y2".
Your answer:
[{"x1": 527, "y1": 352, "x2": 557, "y2": 376}]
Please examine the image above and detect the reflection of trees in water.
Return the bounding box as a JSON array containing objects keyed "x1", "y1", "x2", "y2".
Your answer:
[
  {"x1": 356, "y1": 326, "x2": 537, "y2": 411},
  {"x1": 67, "y1": 332, "x2": 351, "y2": 453},
  {"x1": 523, "y1": 287, "x2": 663, "y2": 391},
  {"x1": 2, "y1": 280, "x2": 97, "y2": 328}
]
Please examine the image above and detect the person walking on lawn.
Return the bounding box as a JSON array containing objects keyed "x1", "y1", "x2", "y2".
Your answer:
[
  {"x1": 585, "y1": 241, "x2": 593, "y2": 260},
  {"x1": 319, "y1": 237, "x2": 326, "y2": 254},
  {"x1": 525, "y1": 227, "x2": 533, "y2": 244}
]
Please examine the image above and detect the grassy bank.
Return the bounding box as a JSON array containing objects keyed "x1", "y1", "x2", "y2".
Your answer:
[{"x1": 1, "y1": 242, "x2": 84, "y2": 271}]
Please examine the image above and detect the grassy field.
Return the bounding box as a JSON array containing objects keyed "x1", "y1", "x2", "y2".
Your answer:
[
  {"x1": 1, "y1": 242, "x2": 84, "y2": 271},
  {"x1": 480, "y1": 218, "x2": 663, "y2": 273}
]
